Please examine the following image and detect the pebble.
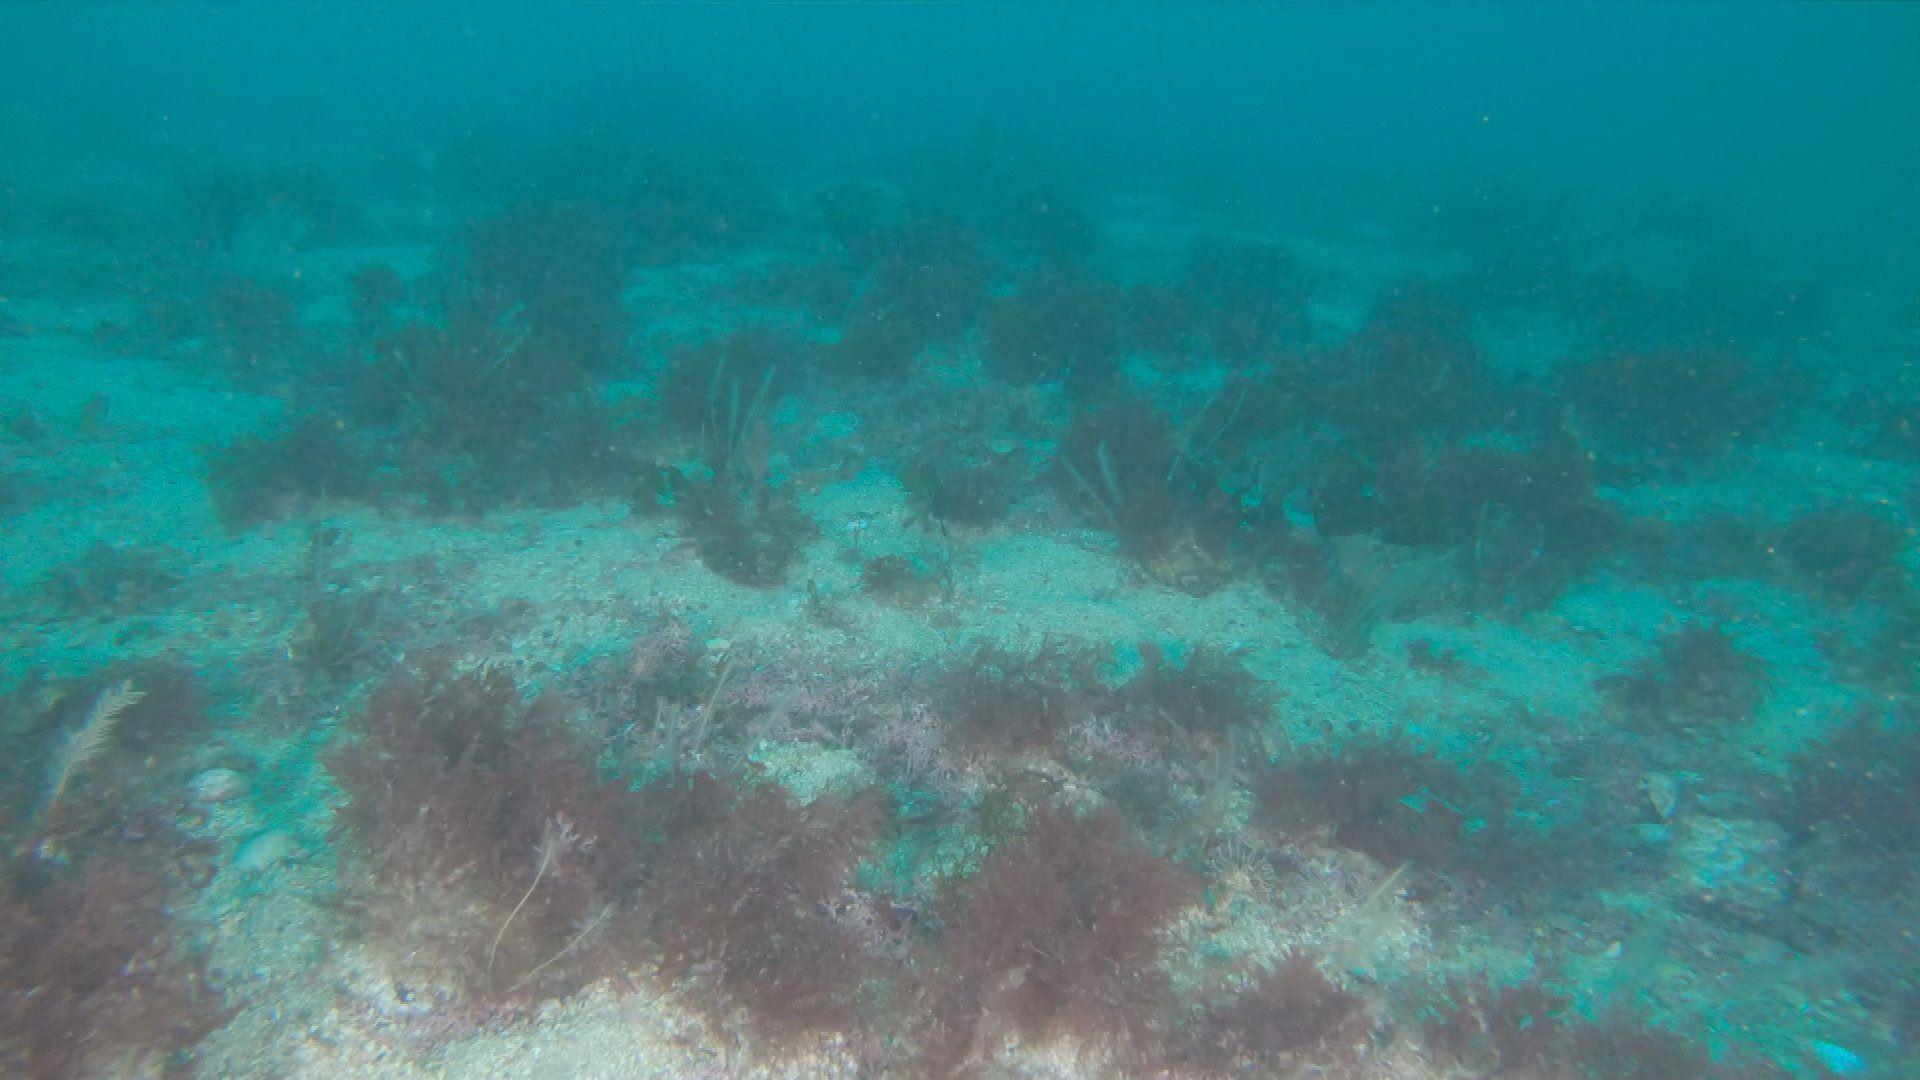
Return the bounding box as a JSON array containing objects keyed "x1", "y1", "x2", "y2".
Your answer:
[
  {"x1": 189, "y1": 767, "x2": 252, "y2": 803},
  {"x1": 233, "y1": 829, "x2": 303, "y2": 873}
]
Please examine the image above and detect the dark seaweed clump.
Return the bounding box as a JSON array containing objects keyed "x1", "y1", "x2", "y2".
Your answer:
[
  {"x1": 923, "y1": 806, "x2": 1195, "y2": 1069},
  {"x1": 0, "y1": 854, "x2": 228, "y2": 1078},
  {"x1": 0, "y1": 668, "x2": 229, "y2": 1076},
  {"x1": 1597, "y1": 623, "x2": 1770, "y2": 736},
  {"x1": 639, "y1": 775, "x2": 884, "y2": 1047},
  {"x1": 206, "y1": 198, "x2": 649, "y2": 517},
  {"x1": 327, "y1": 662, "x2": 648, "y2": 1009}
]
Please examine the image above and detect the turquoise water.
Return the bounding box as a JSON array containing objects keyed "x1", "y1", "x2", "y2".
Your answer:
[{"x1": 2, "y1": 5, "x2": 1918, "y2": 1077}]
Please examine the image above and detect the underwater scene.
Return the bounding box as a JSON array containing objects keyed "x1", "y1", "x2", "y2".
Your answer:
[{"x1": 3, "y1": 5, "x2": 1918, "y2": 1078}]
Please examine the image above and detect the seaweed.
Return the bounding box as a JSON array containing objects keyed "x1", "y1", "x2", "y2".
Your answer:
[
  {"x1": 657, "y1": 327, "x2": 797, "y2": 439},
  {"x1": 205, "y1": 413, "x2": 377, "y2": 527},
  {"x1": 1313, "y1": 277, "x2": 1501, "y2": 450},
  {"x1": 291, "y1": 527, "x2": 393, "y2": 684},
  {"x1": 203, "y1": 274, "x2": 303, "y2": 370},
  {"x1": 327, "y1": 662, "x2": 648, "y2": 1010},
  {"x1": 1423, "y1": 977, "x2": 1571, "y2": 1076},
  {"x1": 1117, "y1": 642, "x2": 1268, "y2": 739},
  {"x1": 639, "y1": 774, "x2": 885, "y2": 1048},
  {"x1": 1054, "y1": 398, "x2": 1245, "y2": 594},
  {"x1": 1776, "y1": 503, "x2": 1909, "y2": 604},
  {"x1": 1784, "y1": 705, "x2": 1920, "y2": 860},
  {"x1": 899, "y1": 451, "x2": 1021, "y2": 531},
  {"x1": 1597, "y1": 623, "x2": 1769, "y2": 735},
  {"x1": 925, "y1": 806, "x2": 1195, "y2": 1069},
  {"x1": 347, "y1": 262, "x2": 408, "y2": 337},
  {"x1": 1422, "y1": 975, "x2": 1728, "y2": 1078},
  {"x1": 940, "y1": 640, "x2": 1104, "y2": 755},
  {"x1": 664, "y1": 338, "x2": 815, "y2": 586},
  {"x1": 1168, "y1": 952, "x2": 1369, "y2": 1074},
  {"x1": 12, "y1": 664, "x2": 215, "y2": 854},
  {"x1": 44, "y1": 540, "x2": 183, "y2": 616},
  {"x1": 981, "y1": 267, "x2": 1126, "y2": 393},
  {"x1": 1562, "y1": 345, "x2": 1798, "y2": 468},
  {"x1": 1258, "y1": 739, "x2": 1520, "y2": 873},
  {"x1": 1308, "y1": 428, "x2": 1619, "y2": 610},
  {"x1": 822, "y1": 211, "x2": 992, "y2": 379},
  {"x1": 1184, "y1": 234, "x2": 1316, "y2": 362},
  {"x1": 860, "y1": 553, "x2": 948, "y2": 609},
  {"x1": 675, "y1": 467, "x2": 814, "y2": 588},
  {"x1": 0, "y1": 853, "x2": 227, "y2": 1078},
  {"x1": 166, "y1": 161, "x2": 358, "y2": 255}
]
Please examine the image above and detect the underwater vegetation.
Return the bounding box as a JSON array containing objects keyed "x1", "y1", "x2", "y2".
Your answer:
[{"x1": 2, "y1": 24, "x2": 1917, "y2": 1073}]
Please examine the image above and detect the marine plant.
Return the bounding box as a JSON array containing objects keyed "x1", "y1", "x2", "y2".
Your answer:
[
  {"x1": 981, "y1": 266, "x2": 1127, "y2": 394},
  {"x1": 326, "y1": 662, "x2": 647, "y2": 1010},
  {"x1": 923, "y1": 805, "x2": 1195, "y2": 1070},
  {"x1": 1167, "y1": 951, "x2": 1369, "y2": 1074},
  {"x1": 0, "y1": 852, "x2": 227, "y2": 1078},
  {"x1": 1561, "y1": 344, "x2": 1799, "y2": 470},
  {"x1": 638, "y1": 773, "x2": 886, "y2": 1048},
  {"x1": 1258, "y1": 737, "x2": 1521, "y2": 873},
  {"x1": 1054, "y1": 397, "x2": 1246, "y2": 594},
  {"x1": 1597, "y1": 622, "x2": 1770, "y2": 736}
]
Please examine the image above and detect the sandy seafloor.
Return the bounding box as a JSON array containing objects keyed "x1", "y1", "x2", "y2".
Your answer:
[{"x1": 1, "y1": 158, "x2": 1915, "y2": 1080}]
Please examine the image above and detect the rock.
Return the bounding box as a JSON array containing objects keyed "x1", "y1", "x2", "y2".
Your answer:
[
  {"x1": 1641, "y1": 771, "x2": 1680, "y2": 821},
  {"x1": 1669, "y1": 816, "x2": 1789, "y2": 920},
  {"x1": 188, "y1": 767, "x2": 251, "y2": 803},
  {"x1": 233, "y1": 829, "x2": 303, "y2": 873}
]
